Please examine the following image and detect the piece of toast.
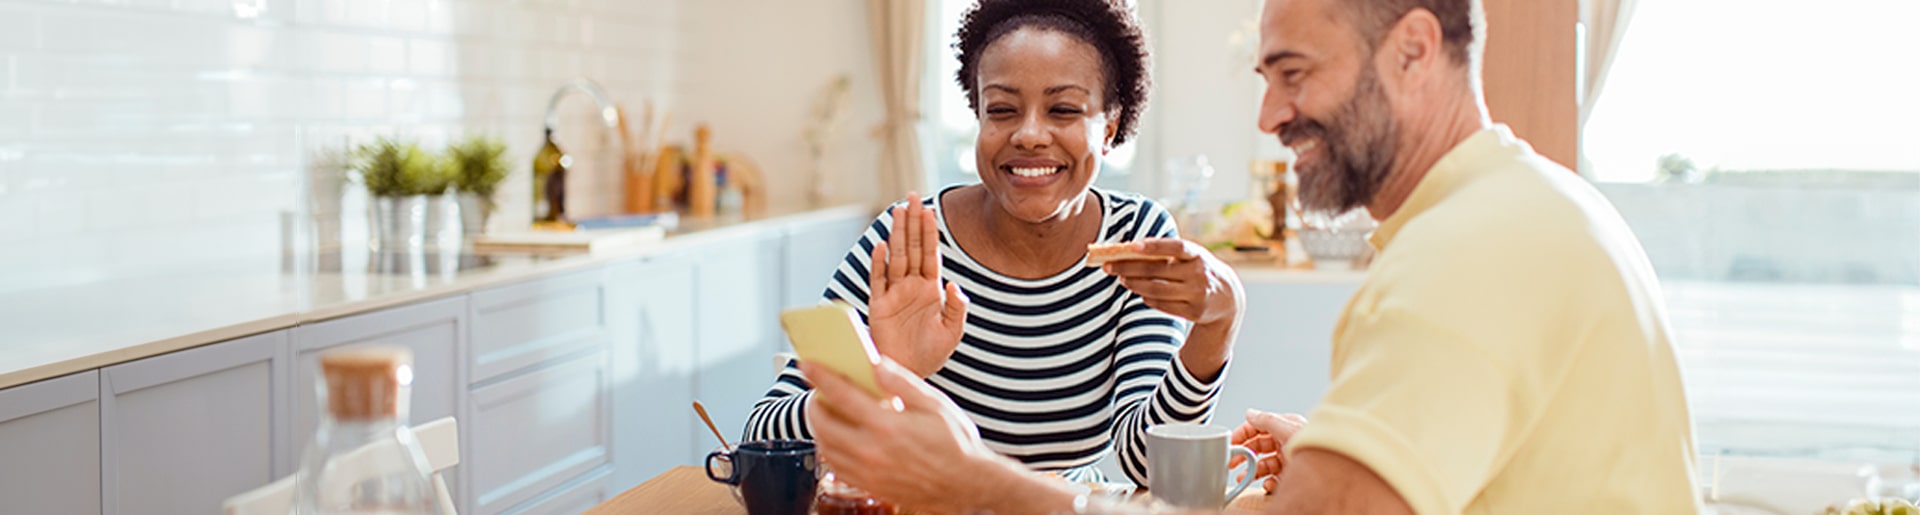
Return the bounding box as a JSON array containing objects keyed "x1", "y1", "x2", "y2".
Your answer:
[{"x1": 1085, "y1": 242, "x2": 1174, "y2": 267}]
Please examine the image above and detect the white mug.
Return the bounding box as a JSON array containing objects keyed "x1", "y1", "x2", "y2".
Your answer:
[{"x1": 1145, "y1": 424, "x2": 1257, "y2": 509}]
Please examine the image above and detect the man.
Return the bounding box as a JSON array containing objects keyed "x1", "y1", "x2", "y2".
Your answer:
[{"x1": 802, "y1": 0, "x2": 1702, "y2": 513}]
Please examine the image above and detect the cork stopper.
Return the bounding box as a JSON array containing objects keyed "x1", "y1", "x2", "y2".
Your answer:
[{"x1": 319, "y1": 346, "x2": 413, "y2": 421}]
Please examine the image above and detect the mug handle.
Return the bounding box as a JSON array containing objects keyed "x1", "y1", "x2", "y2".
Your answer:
[
  {"x1": 705, "y1": 450, "x2": 737, "y2": 485},
  {"x1": 1224, "y1": 445, "x2": 1258, "y2": 502}
]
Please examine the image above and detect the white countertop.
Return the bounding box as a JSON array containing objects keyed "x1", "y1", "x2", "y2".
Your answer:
[{"x1": 0, "y1": 205, "x2": 874, "y2": 390}]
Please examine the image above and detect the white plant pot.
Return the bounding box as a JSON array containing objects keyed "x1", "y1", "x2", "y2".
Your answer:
[
  {"x1": 372, "y1": 195, "x2": 427, "y2": 251},
  {"x1": 456, "y1": 192, "x2": 491, "y2": 236}
]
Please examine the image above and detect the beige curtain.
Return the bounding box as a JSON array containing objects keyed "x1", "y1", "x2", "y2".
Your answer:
[
  {"x1": 1580, "y1": 0, "x2": 1638, "y2": 125},
  {"x1": 867, "y1": 0, "x2": 928, "y2": 201}
]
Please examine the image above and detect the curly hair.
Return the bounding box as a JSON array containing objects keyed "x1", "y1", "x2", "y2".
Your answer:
[{"x1": 953, "y1": 0, "x2": 1150, "y2": 147}]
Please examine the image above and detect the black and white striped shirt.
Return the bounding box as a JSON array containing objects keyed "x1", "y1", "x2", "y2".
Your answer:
[{"x1": 744, "y1": 186, "x2": 1227, "y2": 486}]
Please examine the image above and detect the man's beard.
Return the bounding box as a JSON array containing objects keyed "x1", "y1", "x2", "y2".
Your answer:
[{"x1": 1281, "y1": 64, "x2": 1399, "y2": 220}]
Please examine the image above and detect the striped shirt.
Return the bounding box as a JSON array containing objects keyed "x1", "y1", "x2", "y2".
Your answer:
[{"x1": 743, "y1": 186, "x2": 1228, "y2": 486}]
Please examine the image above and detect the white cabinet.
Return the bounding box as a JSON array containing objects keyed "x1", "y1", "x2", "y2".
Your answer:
[
  {"x1": 100, "y1": 330, "x2": 288, "y2": 515},
  {"x1": 782, "y1": 214, "x2": 873, "y2": 309},
  {"x1": 291, "y1": 295, "x2": 467, "y2": 512},
  {"x1": 692, "y1": 231, "x2": 787, "y2": 445},
  {"x1": 468, "y1": 269, "x2": 609, "y2": 384},
  {"x1": 502, "y1": 468, "x2": 613, "y2": 515},
  {"x1": 464, "y1": 269, "x2": 614, "y2": 515},
  {"x1": 0, "y1": 371, "x2": 101, "y2": 515},
  {"x1": 608, "y1": 253, "x2": 700, "y2": 490},
  {"x1": 466, "y1": 348, "x2": 612, "y2": 515},
  {"x1": 1212, "y1": 280, "x2": 1361, "y2": 421}
]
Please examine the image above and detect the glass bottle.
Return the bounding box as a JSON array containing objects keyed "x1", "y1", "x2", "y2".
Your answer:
[
  {"x1": 294, "y1": 346, "x2": 441, "y2": 515},
  {"x1": 532, "y1": 129, "x2": 570, "y2": 225}
]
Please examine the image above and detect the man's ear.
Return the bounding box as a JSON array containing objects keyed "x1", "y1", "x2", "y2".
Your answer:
[{"x1": 1382, "y1": 9, "x2": 1447, "y2": 77}]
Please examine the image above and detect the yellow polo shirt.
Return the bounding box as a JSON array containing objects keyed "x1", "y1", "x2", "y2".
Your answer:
[{"x1": 1286, "y1": 125, "x2": 1701, "y2": 514}]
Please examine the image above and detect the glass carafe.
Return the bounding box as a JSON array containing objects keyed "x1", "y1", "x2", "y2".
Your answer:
[{"x1": 294, "y1": 346, "x2": 441, "y2": 515}]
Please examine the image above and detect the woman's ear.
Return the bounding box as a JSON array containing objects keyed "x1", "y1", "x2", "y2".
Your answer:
[{"x1": 1102, "y1": 111, "x2": 1120, "y2": 154}]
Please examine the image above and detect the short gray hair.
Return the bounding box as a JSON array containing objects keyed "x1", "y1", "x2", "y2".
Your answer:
[{"x1": 1343, "y1": 0, "x2": 1482, "y2": 66}]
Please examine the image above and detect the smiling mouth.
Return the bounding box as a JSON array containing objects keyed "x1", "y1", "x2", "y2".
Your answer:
[
  {"x1": 1291, "y1": 139, "x2": 1319, "y2": 155},
  {"x1": 1007, "y1": 166, "x2": 1064, "y2": 178}
]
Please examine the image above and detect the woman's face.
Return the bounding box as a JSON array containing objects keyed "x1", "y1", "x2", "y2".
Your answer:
[{"x1": 972, "y1": 28, "x2": 1113, "y2": 224}]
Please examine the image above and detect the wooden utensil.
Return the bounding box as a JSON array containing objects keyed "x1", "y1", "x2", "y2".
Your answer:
[{"x1": 692, "y1": 401, "x2": 732, "y2": 450}]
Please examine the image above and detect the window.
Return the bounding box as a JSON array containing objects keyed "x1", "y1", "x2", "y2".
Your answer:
[
  {"x1": 1584, "y1": 0, "x2": 1920, "y2": 464},
  {"x1": 1583, "y1": 0, "x2": 1920, "y2": 182},
  {"x1": 923, "y1": 0, "x2": 1141, "y2": 192}
]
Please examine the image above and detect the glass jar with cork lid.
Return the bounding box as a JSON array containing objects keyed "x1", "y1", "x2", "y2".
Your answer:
[{"x1": 294, "y1": 346, "x2": 441, "y2": 515}]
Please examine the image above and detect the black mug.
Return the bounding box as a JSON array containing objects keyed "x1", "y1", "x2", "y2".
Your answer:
[{"x1": 706, "y1": 439, "x2": 819, "y2": 515}]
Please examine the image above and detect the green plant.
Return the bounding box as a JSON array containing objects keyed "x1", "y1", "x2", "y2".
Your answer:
[
  {"x1": 354, "y1": 136, "x2": 448, "y2": 197},
  {"x1": 446, "y1": 135, "x2": 510, "y2": 199}
]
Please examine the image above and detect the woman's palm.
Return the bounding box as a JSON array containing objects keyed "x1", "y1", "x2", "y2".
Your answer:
[{"x1": 866, "y1": 198, "x2": 967, "y2": 378}]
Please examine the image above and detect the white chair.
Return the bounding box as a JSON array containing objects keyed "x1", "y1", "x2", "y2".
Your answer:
[{"x1": 223, "y1": 416, "x2": 461, "y2": 515}]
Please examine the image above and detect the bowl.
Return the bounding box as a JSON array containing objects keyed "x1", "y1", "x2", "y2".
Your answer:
[{"x1": 1297, "y1": 228, "x2": 1371, "y2": 263}]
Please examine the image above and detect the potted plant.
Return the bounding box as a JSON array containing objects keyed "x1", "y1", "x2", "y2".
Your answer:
[
  {"x1": 446, "y1": 135, "x2": 510, "y2": 236},
  {"x1": 355, "y1": 136, "x2": 443, "y2": 250}
]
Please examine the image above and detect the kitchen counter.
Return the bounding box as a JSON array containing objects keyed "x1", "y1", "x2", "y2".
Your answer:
[{"x1": 0, "y1": 204, "x2": 874, "y2": 390}]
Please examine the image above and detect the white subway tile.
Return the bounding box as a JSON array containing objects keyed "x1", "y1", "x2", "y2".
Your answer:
[
  {"x1": 367, "y1": 35, "x2": 407, "y2": 74},
  {"x1": 34, "y1": 190, "x2": 87, "y2": 236},
  {"x1": 386, "y1": 0, "x2": 426, "y2": 32},
  {"x1": 0, "y1": 9, "x2": 39, "y2": 51},
  {"x1": 342, "y1": 77, "x2": 388, "y2": 119},
  {"x1": 172, "y1": 0, "x2": 232, "y2": 17},
  {"x1": 302, "y1": 30, "x2": 371, "y2": 74},
  {"x1": 0, "y1": 196, "x2": 38, "y2": 244},
  {"x1": 0, "y1": 0, "x2": 682, "y2": 285},
  {"x1": 86, "y1": 184, "x2": 199, "y2": 231},
  {"x1": 223, "y1": 25, "x2": 278, "y2": 69},
  {"x1": 347, "y1": 0, "x2": 385, "y2": 29},
  {"x1": 40, "y1": 11, "x2": 227, "y2": 67},
  {"x1": 190, "y1": 170, "x2": 296, "y2": 220},
  {"x1": 447, "y1": 0, "x2": 494, "y2": 37},
  {"x1": 421, "y1": 0, "x2": 453, "y2": 34},
  {"x1": 407, "y1": 38, "x2": 451, "y2": 76},
  {"x1": 388, "y1": 78, "x2": 423, "y2": 120},
  {"x1": 419, "y1": 80, "x2": 462, "y2": 120}
]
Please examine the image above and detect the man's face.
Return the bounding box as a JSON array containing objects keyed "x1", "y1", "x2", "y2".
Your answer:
[{"x1": 1255, "y1": 0, "x2": 1401, "y2": 217}]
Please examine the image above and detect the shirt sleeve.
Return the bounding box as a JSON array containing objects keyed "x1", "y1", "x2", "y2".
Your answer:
[
  {"x1": 1108, "y1": 199, "x2": 1230, "y2": 487},
  {"x1": 1283, "y1": 305, "x2": 1522, "y2": 515},
  {"x1": 742, "y1": 204, "x2": 898, "y2": 442}
]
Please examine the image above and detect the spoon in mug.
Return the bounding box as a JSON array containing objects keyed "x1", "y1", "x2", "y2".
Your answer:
[{"x1": 692, "y1": 401, "x2": 732, "y2": 451}]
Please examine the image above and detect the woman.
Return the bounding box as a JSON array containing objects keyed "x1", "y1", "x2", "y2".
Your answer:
[{"x1": 744, "y1": 0, "x2": 1244, "y2": 486}]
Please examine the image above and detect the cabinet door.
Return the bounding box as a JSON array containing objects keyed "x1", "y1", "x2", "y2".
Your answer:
[
  {"x1": 101, "y1": 330, "x2": 288, "y2": 515},
  {"x1": 1214, "y1": 281, "x2": 1361, "y2": 418},
  {"x1": 782, "y1": 212, "x2": 874, "y2": 309},
  {"x1": 291, "y1": 295, "x2": 466, "y2": 511},
  {"x1": 467, "y1": 348, "x2": 612, "y2": 515},
  {"x1": 501, "y1": 467, "x2": 613, "y2": 515},
  {"x1": 608, "y1": 255, "x2": 699, "y2": 490},
  {"x1": 693, "y1": 231, "x2": 785, "y2": 445},
  {"x1": 0, "y1": 371, "x2": 101, "y2": 515},
  {"x1": 468, "y1": 269, "x2": 609, "y2": 384}
]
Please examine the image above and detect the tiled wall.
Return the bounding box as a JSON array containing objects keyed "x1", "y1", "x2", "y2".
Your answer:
[{"x1": 0, "y1": 0, "x2": 680, "y2": 294}]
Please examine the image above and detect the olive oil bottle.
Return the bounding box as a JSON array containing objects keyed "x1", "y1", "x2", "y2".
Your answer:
[{"x1": 531, "y1": 128, "x2": 570, "y2": 225}]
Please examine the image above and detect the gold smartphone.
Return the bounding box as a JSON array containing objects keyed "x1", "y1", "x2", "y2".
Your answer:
[{"x1": 778, "y1": 302, "x2": 884, "y2": 398}]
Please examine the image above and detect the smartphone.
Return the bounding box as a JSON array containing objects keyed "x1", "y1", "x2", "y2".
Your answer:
[{"x1": 778, "y1": 302, "x2": 885, "y2": 398}]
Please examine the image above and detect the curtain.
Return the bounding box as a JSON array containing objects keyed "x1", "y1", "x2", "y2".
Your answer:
[
  {"x1": 867, "y1": 0, "x2": 928, "y2": 202},
  {"x1": 1580, "y1": 0, "x2": 1638, "y2": 125}
]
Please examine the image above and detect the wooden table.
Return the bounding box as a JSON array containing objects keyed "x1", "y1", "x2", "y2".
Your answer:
[
  {"x1": 587, "y1": 466, "x2": 739, "y2": 514},
  {"x1": 588, "y1": 466, "x2": 1272, "y2": 514}
]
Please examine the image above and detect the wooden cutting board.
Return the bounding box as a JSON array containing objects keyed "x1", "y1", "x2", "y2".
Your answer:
[{"x1": 471, "y1": 225, "x2": 665, "y2": 254}]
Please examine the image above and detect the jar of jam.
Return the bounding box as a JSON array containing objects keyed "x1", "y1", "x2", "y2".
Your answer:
[{"x1": 815, "y1": 471, "x2": 897, "y2": 515}]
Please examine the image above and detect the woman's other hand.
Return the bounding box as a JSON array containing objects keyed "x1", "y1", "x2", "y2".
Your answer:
[
  {"x1": 1102, "y1": 238, "x2": 1244, "y2": 328},
  {"x1": 866, "y1": 193, "x2": 970, "y2": 378}
]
